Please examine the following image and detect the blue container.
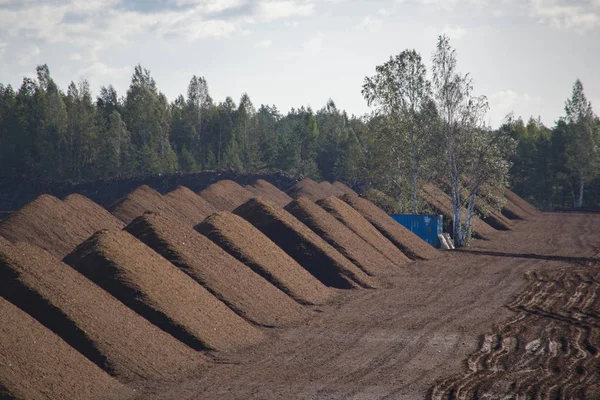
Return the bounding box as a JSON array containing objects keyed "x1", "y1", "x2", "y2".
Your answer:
[{"x1": 389, "y1": 214, "x2": 443, "y2": 248}]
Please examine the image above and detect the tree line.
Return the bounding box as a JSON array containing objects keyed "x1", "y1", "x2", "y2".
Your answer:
[{"x1": 0, "y1": 36, "x2": 598, "y2": 240}]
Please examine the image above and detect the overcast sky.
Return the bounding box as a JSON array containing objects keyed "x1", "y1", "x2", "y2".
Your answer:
[{"x1": 1, "y1": 0, "x2": 599, "y2": 127}]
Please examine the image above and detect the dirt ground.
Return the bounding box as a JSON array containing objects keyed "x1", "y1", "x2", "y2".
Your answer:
[{"x1": 135, "y1": 211, "x2": 599, "y2": 400}]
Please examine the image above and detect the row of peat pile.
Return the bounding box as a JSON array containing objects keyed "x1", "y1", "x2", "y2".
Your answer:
[{"x1": 0, "y1": 177, "x2": 538, "y2": 400}]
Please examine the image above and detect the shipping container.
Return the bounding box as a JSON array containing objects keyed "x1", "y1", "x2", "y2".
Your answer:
[{"x1": 389, "y1": 214, "x2": 443, "y2": 248}]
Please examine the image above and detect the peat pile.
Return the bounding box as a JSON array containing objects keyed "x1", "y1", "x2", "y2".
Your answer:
[
  {"x1": 245, "y1": 179, "x2": 292, "y2": 207},
  {"x1": 285, "y1": 197, "x2": 397, "y2": 276},
  {"x1": 108, "y1": 185, "x2": 189, "y2": 225},
  {"x1": 65, "y1": 229, "x2": 264, "y2": 352},
  {"x1": 164, "y1": 186, "x2": 217, "y2": 226},
  {"x1": 286, "y1": 178, "x2": 328, "y2": 202},
  {"x1": 504, "y1": 188, "x2": 540, "y2": 216},
  {"x1": 317, "y1": 196, "x2": 409, "y2": 266},
  {"x1": 63, "y1": 193, "x2": 125, "y2": 232},
  {"x1": 362, "y1": 189, "x2": 400, "y2": 214},
  {"x1": 342, "y1": 194, "x2": 438, "y2": 260},
  {"x1": 0, "y1": 194, "x2": 120, "y2": 259},
  {"x1": 196, "y1": 211, "x2": 334, "y2": 305},
  {"x1": 0, "y1": 297, "x2": 132, "y2": 400},
  {"x1": 501, "y1": 197, "x2": 530, "y2": 220},
  {"x1": 234, "y1": 197, "x2": 376, "y2": 289},
  {"x1": 431, "y1": 267, "x2": 600, "y2": 399},
  {"x1": 0, "y1": 241, "x2": 203, "y2": 383},
  {"x1": 198, "y1": 180, "x2": 254, "y2": 212},
  {"x1": 319, "y1": 181, "x2": 345, "y2": 197},
  {"x1": 126, "y1": 212, "x2": 306, "y2": 327},
  {"x1": 420, "y1": 183, "x2": 497, "y2": 239},
  {"x1": 332, "y1": 181, "x2": 358, "y2": 196}
]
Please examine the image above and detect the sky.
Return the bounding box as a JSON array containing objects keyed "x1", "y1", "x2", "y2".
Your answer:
[{"x1": 0, "y1": 0, "x2": 599, "y2": 128}]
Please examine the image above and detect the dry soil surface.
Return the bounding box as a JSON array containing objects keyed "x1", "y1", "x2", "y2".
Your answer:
[{"x1": 137, "y1": 211, "x2": 599, "y2": 400}]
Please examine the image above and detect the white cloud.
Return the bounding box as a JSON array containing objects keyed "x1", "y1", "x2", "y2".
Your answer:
[
  {"x1": 254, "y1": 39, "x2": 273, "y2": 48},
  {"x1": 0, "y1": 0, "x2": 318, "y2": 54},
  {"x1": 530, "y1": 0, "x2": 600, "y2": 33},
  {"x1": 255, "y1": 1, "x2": 315, "y2": 22},
  {"x1": 488, "y1": 89, "x2": 543, "y2": 127},
  {"x1": 18, "y1": 44, "x2": 40, "y2": 67},
  {"x1": 395, "y1": 0, "x2": 487, "y2": 11},
  {"x1": 441, "y1": 24, "x2": 467, "y2": 40},
  {"x1": 302, "y1": 32, "x2": 323, "y2": 55},
  {"x1": 0, "y1": 42, "x2": 6, "y2": 61},
  {"x1": 77, "y1": 61, "x2": 131, "y2": 91}
]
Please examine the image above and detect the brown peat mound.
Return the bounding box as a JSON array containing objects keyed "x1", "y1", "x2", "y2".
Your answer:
[
  {"x1": 163, "y1": 186, "x2": 217, "y2": 226},
  {"x1": 317, "y1": 196, "x2": 409, "y2": 266},
  {"x1": 197, "y1": 180, "x2": 254, "y2": 212},
  {"x1": 245, "y1": 179, "x2": 292, "y2": 207},
  {"x1": 0, "y1": 234, "x2": 9, "y2": 246},
  {"x1": 341, "y1": 194, "x2": 438, "y2": 260},
  {"x1": 234, "y1": 197, "x2": 376, "y2": 289},
  {"x1": 285, "y1": 197, "x2": 398, "y2": 276},
  {"x1": 319, "y1": 181, "x2": 345, "y2": 197},
  {"x1": 501, "y1": 197, "x2": 529, "y2": 220},
  {"x1": 362, "y1": 189, "x2": 400, "y2": 214},
  {"x1": 0, "y1": 194, "x2": 119, "y2": 259},
  {"x1": 63, "y1": 193, "x2": 125, "y2": 231},
  {"x1": 108, "y1": 185, "x2": 189, "y2": 225},
  {"x1": 286, "y1": 178, "x2": 328, "y2": 202},
  {"x1": 332, "y1": 181, "x2": 358, "y2": 196},
  {"x1": 64, "y1": 229, "x2": 264, "y2": 352},
  {"x1": 504, "y1": 188, "x2": 540, "y2": 216},
  {"x1": 196, "y1": 212, "x2": 335, "y2": 305},
  {"x1": 0, "y1": 297, "x2": 132, "y2": 400},
  {"x1": 126, "y1": 212, "x2": 306, "y2": 327},
  {"x1": 0, "y1": 242, "x2": 203, "y2": 383},
  {"x1": 420, "y1": 183, "x2": 497, "y2": 239}
]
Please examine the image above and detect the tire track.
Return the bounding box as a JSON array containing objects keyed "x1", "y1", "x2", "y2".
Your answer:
[{"x1": 429, "y1": 265, "x2": 600, "y2": 399}]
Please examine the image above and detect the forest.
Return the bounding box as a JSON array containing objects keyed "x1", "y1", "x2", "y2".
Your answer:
[{"x1": 0, "y1": 36, "x2": 598, "y2": 220}]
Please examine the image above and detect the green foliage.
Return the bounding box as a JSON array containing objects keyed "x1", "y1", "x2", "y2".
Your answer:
[{"x1": 0, "y1": 59, "x2": 597, "y2": 215}]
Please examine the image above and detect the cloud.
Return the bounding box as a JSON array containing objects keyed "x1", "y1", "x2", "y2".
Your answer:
[
  {"x1": 488, "y1": 89, "x2": 543, "y2": 127},
  {"x1": 441, "y1": 24, "x2": 467, "y2": 40},
  {"x1": 395, "y1": 0, "x2": 488, "y2": 11},
  {"x1": 255, "y1": 0, "x2": 314, "y2": 21},
  {"x1": 0, "y1": 0, "x2": 319, "y2": 51},
  {"x1": 0, "y1": 42, "x2": 6, "y2": 61},
  {"x1": 254, "y1": 38, "x2": 273, "y2": 48},
  {"x1": 302, "y1": 32, "x2": 323, "y2": 55},
  {"x1": 77, "y1": 61, "x2": 131, "y2": 91},
  {"x1": 18, "y1": 44, "x2": 40, "y2": 67},
  {"x1": 530, "y1": 0, "x2": 600, "y2": 33}
]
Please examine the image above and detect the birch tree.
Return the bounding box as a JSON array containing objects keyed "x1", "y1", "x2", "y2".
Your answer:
[
  {"x1": 431, "y1": 35, "x2": 514, "y2": 246},
  {"x1": 362, "y1": 50, "x2": 432, "y2": 213},
  {"x1": 431, "y1": 35, "x2": 472, "y2": 245}
]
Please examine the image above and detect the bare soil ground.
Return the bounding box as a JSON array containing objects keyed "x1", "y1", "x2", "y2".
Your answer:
[{"x1": 137, "y1": 211, "x2": 599, "y2": 400}]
